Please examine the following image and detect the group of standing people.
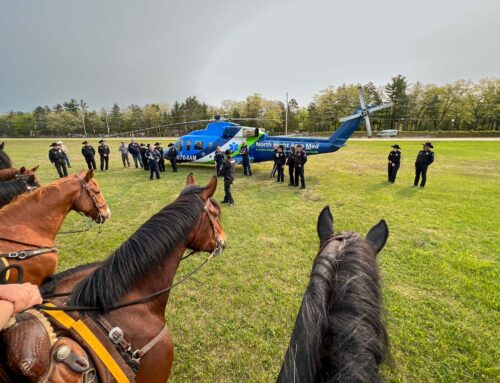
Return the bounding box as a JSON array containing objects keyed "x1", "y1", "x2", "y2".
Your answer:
[
  {"x1": 272, "y1": 144, "x2": 308, "y2": 188},
  {"x1": 387, "y1": 142, "x2": 435, "y2": 187}
]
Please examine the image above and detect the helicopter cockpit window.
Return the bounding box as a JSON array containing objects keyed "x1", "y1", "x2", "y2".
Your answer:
[
  {"x1": 194, "y1": 141, "x2": 203, "y2": 150},
  {"x1": 185, "y1": 140, "x2": 191, "y2": 151}
]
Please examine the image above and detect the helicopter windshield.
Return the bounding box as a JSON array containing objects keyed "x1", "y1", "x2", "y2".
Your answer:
[{"x1": 175, "y1": 139, "x2": 182, "y2": 152}]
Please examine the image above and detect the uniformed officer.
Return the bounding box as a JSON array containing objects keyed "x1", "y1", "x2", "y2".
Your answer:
[
  {"x1": 48, "y1": 142, "x2": 68, "y2": 178},
  {"x1": 276, "y1": 145, "x2": 286, "y2": 183},
  {"x1": 140, "y1": 144, "x2": 149, "y2": 171},
  {"x1": 294, "y1": 144, "x2": 307, "y2": 189},
  {"x1": 388, "y1": 144, "x2": 401, "y2": 183},
  {"x1": 271, "y1": 144, "x2": 279, "y2": 177},
  {"x1": 166, "y1": 143, "x2": 178, "y2": 172},
  {"x1": 155, "y1": 142, "x2": 165, "y2": 172},
  {"x1": 219, "y1": 149, "x2": 236, "y2": 206},
  {"x1": 414, "y1": 142, "x2": 434, "y2": 188},
  {"x1": 128, "y1": 139, "x2": 143, "y2": 168},
  {"x1": 214, "y1": 146, "x2": 224, "y2": 176},
  {"x1": 286, "y1": 145, "x2": 296, "y2": 186},
  {"x1": 240, "y1": 140, "x2": 252, "y2": 176},
  {"x1": 98, "y1": 139, "x2": 110, "y2": 171},
  {"x1": 145, "y1": 144, "x2": 161, "y2": 180},
  {"x1": 81, "y1": 141, "x2": 96, "y2": 170}
]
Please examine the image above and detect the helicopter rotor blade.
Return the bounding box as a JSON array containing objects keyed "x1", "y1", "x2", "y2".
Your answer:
[
  {"x1": 364, "y1": 115, "x2": 372, "y2": 137},
  {"x1": 358, "y1": 86, "x2": 366, "y2": 110}
]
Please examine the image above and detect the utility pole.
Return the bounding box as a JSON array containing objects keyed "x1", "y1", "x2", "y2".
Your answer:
[
  {"x1": 105, "y1": 111, "x2": 110, "y2": 136},
  {"x1": 80, "y1": 100, "x2": 87, "y2": 137},
  {"x1": 285, "y1": 92, "x2": 289, "y2": 136}
]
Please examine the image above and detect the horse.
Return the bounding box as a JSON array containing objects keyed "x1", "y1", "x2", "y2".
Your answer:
[
  {"x1": 277, "y1": 206, "x2": 389, "y2": 383},
  {"x1": 0, "y1": 175, "x2": 40, "y2": 208},
  {"x1": 2, "y1": 173, "x2": 225, "y2": 383},
  {"x1": 0, "y1": 142, "x2": 12, "y2": 169},
  {"x1": 0, "y1": 169, "x2": 110, "y2": 286},
  {"x1": 0, "y1": 165, "x2": 40, "y2": 182}
]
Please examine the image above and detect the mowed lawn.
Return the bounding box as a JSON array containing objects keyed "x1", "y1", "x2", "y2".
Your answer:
[{"x1": 3, "y1": 138, "x2": 499, "y2": 382}]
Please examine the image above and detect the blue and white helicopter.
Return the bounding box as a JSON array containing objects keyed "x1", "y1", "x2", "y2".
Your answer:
[{"x1": 168, "y1": 87, "x2": 392, "y2": 164}]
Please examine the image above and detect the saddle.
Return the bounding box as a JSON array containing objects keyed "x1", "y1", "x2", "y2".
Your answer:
[{"x1": 0, "y1": 304, "x2": 136, "y2": 383}]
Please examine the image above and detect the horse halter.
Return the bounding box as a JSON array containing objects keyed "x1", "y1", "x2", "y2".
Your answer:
[
  {"x1": 77, "y1": 176, "x2": 108, "y2": 224},
  {"x1": 203, "y1": 199, "x2": 225, "y2": 257}
]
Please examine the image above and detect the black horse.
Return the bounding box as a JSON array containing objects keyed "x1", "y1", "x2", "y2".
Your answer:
[
  {"x1": 0, "y1": 175, "x2": 39, "y2": 208},
  {"x1": 277, "y1": 206, "x2": 389, "y2": 383},
  {"x1": 0, "y1": 142, "x2": 12, "y2": 169}
]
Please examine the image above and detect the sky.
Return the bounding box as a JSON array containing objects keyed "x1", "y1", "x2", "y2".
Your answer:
[{"x1": 0, "y1": 0, "x2": 498, "y2": 112}]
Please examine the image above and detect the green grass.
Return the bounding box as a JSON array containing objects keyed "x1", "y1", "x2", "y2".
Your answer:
[{"x1": 3, "y1": 138, "x2": 499, "y2": 382}]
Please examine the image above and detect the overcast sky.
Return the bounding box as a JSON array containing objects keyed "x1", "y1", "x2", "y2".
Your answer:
[{"x1": 0, "y1": 0, "x2": 498, "y2": 112}]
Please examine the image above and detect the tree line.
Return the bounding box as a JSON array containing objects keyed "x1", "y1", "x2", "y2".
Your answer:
[{"x1": 0, "y1": 75, "x2": 498, "y2": 137}]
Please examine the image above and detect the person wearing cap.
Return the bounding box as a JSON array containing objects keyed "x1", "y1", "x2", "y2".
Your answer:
[
  {"x1": 414, "y1": 142, "x2": 435, "y2": 188},
  {"x1": 214, "y1": 146, "x2": 224, "y2": 176},
  {"x1": 140, "y1": 143, "x2": 149, "y2": 171},
  {"x1": 48, "y1": 142, "x2": 68, "y2": 178},
  {"x1": 155, "y1": 142, "x2": 165, "y2": 172},
  {"x1": 128, "y1": 139, "x2": 143, "y2": 168},
  {"x1": 118, "y1": 141, "x2": 130, "y2": 167},
  {"x1": 294, "y1": 144, "x2": 307, "y2": 189},
  {"x1": 388, "y1": 144, "x2": 402, "y2": 183},
  {"x1": 271, "y1": 144, "x2": 279, "y2": 178},
  {"x1": 219, "y1": 149, "x2": 236, "y2": 206},
  {"x1": 286, "y1": 145, "x2": 296, "y2": 186},
  {"x1": 145, "y1": 144, "x2": 161, "y2": 180},
  {"x1": 98, "y1": 139, "x2": 110, "y2": 172},
  {"x1": 57, "y1": 140, "x2": 71, "y2": 168},
  {"x1": 275, "y1": 144, "x2": 286, "y2": 183},
  {"x1": 166, "y1": 143, "x2": 178, "y2": 172},
  {"x1": 239, "y1": 140, "x2": 252, "y2": 176},
  {"x1": 81, "y1": 141, "x2": 96, "y2": 170}
]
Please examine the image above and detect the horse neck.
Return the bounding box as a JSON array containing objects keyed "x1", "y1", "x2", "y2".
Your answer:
[
  {"x1": 1, "y1": 177, "x2": 80, "y2": 241},
  {"x1": 0, "y1": 168, "x2": 16, "y2": 181}
]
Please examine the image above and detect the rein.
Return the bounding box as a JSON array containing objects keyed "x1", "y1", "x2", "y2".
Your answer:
[{"x1": 38, "y1": 199, "x2": 224, "y2": 312}]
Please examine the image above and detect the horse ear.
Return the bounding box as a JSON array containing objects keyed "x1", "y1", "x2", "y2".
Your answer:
[
  {"x1": 199, "y1": 176, "x2": 217, "y2": 201},
  {"x1": 0, "y1": 142, "x2": 4, "y2": 150},
  {"x1": 186, "y1": 173, "x2": 196, "y2": 186},
  {"x1": 317, "y1": 206, "x2": 334, "y2": 244},
  {"x1": 84, "y1": 169, "x2": 94, "y2": 182},
  {"x1": 31, "y1": 165, "x2": 39, "y2": 172},
  {"x1": 366, "y1": 220, "x2": 389, "y2": 255},
  {"x1": 19, "y1": 166, "x2": 26, "y2": 173}
]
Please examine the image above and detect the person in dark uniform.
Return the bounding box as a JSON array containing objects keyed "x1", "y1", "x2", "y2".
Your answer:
[
  {"x1": 166, "y1": 143, "x2": 178, "y2": 172},
  {"x1": 294, "y1": 144, "x2": 307, "y2": 189},
  {"x1": 145, "y1": 144, "x2": 160, "y2": 180},
  {"x1": 81, "y1": 141, "x2": 96, "y2": 170},
  {"x1": 271, "y1": 144, "x2": 279, "y2": 177},
  {"x1": 98, "y1": 139, "x2": 110, "y2": 172},
  {"x1": 214, "y1": 146, "x2": 224, "y2": 176},
  {"x1": 155, "y1": 142, "x2": 165, "y2": 172},
  {"x1": 414, "y1": 142, "x2": 434, "y2": 188},
  {"x1": 140, "y1": 144, "x2": 149, "y2": 171},
  {"x1": 219, "y1": 149, "x2": 235, "y2": 206},
  {"x1": 48, "y1": 142, "x2": 68, "y2": 178},
  {"x1": 240, "y1": 140, "x2": 252, "y2": 176},
  {"x1": 276, "y1": 145, "x2": 286, "y2": 183},
  {"x1": 286, "y1": 145, "x2": 296, "y2": 186},
  {"x1": 128, "y1": 139, "x2": 143, "y2": 168},
  {"x1": 388, "y1": 144, "x2": 401, "y2": 183}
]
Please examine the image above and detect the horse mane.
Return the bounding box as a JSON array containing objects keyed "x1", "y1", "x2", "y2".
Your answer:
[
  {"x1": 0, "y1": 148, "x2": 12, "y2": 169},
  {"x1": 278, "y1": 232, "x2": 388, "y2": 383},
  {"x1": 70, "y1": 185, "x2": 207, "y2": 312},
  {"x1": 0, "y1": 178, "x2": 37, "y2": 207}
]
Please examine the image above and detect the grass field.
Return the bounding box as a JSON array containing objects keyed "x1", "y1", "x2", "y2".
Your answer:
[{"x1": 3, "y1": 138, "x2": 499, "y2": 382}]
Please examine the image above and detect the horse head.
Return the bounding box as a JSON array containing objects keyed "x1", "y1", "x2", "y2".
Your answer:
[
  {"x1": 15, "y1": 165, "x2": 40, "y2": 183},
  {"x1": 184, "y1": 173, "x2": 226, "y2": 255},
  {"x1": 73, "y1": 169, "x2": 111, "y2": 224}
]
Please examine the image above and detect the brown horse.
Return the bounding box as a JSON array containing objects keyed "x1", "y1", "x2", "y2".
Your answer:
[
  {"x1": 0, "y1": 169, "x2": 110, "y2": 286},
  {"x1": 5, "y1": 173, "x2": 225, "y2": 383},
  {"x1": 0, "y1": 166, "x2": 39, "y2": 182},
  {"x1": 0, "y1": 142, "x2": 12, "y2": 169}
]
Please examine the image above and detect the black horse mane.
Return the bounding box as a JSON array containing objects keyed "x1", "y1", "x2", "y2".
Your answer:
[
  {"x1": 0, "y1": 177, "x2": 38, "y2": 207},
  {"x1": 40, "y1": 262, "x2": 102, "y2": 296},
  {"x1": 70, "y1": 185, "x2": 207, "y2": 312},
  {"x1": 277, "y1": 232, "x2": 388, "y2": 383},
  {"x1": 0, "y1": 143, "x2": 12, "y2": 169}
]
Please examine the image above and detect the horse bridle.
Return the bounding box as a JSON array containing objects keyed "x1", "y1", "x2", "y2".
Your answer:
[{"x1": 77, "y1": 176, "x2": 108, "y2": 224}]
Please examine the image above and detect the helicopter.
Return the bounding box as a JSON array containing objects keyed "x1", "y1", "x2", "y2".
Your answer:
[
  {"x1": 166, "y1": 87, "x2": 392, "y2": 164},
  {"x1": 112, "y1": 87, "x2": 392, "y2": 164}
]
